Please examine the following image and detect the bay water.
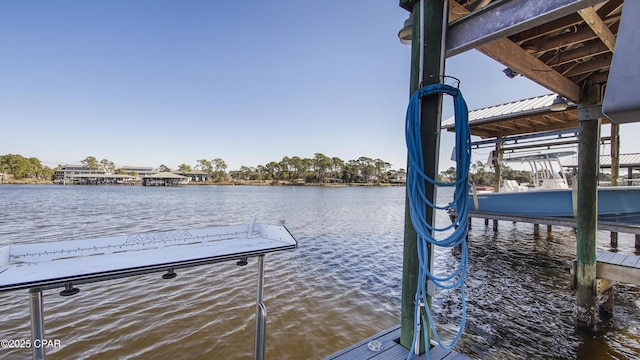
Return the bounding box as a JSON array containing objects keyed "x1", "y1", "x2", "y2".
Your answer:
[{"x1": 0, "y1": 185, "x2": 638, "y2": 359}]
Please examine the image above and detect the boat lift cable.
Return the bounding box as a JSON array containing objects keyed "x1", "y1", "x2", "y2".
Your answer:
[{"x1": 405, "y1": 83, "x2": 471, "y2": 359}]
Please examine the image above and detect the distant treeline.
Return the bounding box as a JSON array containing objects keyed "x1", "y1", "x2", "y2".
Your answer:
[
  {"x1": 0, "y1": 153, "x2": 542, "y2": 187},
  {"x1": 0, "y1": 154, "x2": 55, "y2": 181},
  {"x1": 1, "y1": 153, "x2": 407, "y2": 184},
  {"x1": 166, "y1": 154, "x2": 405, "y2": 184}
]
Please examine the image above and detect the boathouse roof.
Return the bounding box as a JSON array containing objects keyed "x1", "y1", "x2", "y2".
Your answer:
[
  {"x1": 424, "y1": 0, "x2": 625, "y2": 138},
  {"x1": 410, "y1": 0, "x2": 624, "y2": 103},
  {"x1": 442, "y1": 93, "x2": 586, "y2": 138},
  {"x1": 562, "y1": 153, "x2": 640, "y2": 169}
]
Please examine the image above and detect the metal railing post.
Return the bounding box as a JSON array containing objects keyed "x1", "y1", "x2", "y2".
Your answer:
[
  {"x1": 254, "y1": 255, "x2": 266, "y2": 360},
  {"x1": 29, "y1": 288, "x2": 46, "y2": 360}
]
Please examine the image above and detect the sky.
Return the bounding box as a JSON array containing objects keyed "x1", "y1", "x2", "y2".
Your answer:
[{"x1": 2, "y1": 1, "x2": 637, "y2": 172}]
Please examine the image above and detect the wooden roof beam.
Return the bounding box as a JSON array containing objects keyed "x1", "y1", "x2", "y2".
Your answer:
[
  {"x1": 467, "y1": 0, "x2": 493, "y2": 13},
  {"x1": 562, "y1": 53, "x2": 612, "y2": 77},
  {"x1": 447, "y1": 0, "x2": 582, "y2": 102},
  {"x1": 446, "y1": 0, "x2": 605, "y2": 57},
  {"x1": 576, "y1": 70, "x2": 609, "y2": 84},
  {"x1": 477, "y1": 123, "x2": 507, "y2": 132},
  {"x1": 532, "y1": 21, "x2": 619, "y2": 54},
  {"x1": 509, "y1": 13, "x2": 585, "y2": 44},
  {"x1": 478, "y1": 39, "x2": 581, "y2": 101},
  {"x1": 570, "y1": 70, "x2": 598, "y2": 85},
  {"x1": 577, "y1": 7, "x2": 616, "y2": 52},
  {"x1": 531, "y1": 25, "x2": 598, "y2": 54},
  {"x1": 597, "y1": 0, "x2": 624, "y2": 18},
  {"x1": 495, "y1": 122, "x2": 519, "y2": 130},
  {"x1": 524, "y1": 118, "x2": 548, "y2": 126},
  {"x1": 540, "y1": 40, "x2": 610, "y2": 66},
  {"x1": 544, "y1": 115, "x2": 572, "y2": 124}
]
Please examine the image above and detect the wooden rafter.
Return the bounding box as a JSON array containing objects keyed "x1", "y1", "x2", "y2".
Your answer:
[
  {"x1": 577, "y1": 7, "x2": 616, "y2": 52},
  {"x1": 509, "y1": 13, "x2": 585, "y2": 44},
  {"x1": 436, "y1": 0, "x2": 623, "y2": 139},
  {"x1": 597, "y1": 0, "x2": 624, "y2": 19},
  {"x1": 478, "y1": 39, "x2": 581, "y2": 101},
  {"x1": 448, "y1": 0, "x2": 581, "y2": 101},
  {"x1": 562, "y1": 53, "x2": 612, "y2": 77},
  {"x1": 578, "y1": 70, "x2": 609, "y2": 84},
  {"x1": 467, "y1": 0, "x2": 492, "y2": 12},
  {"x1": 540, "y1": 40, "x2": 610, "y2": 67}
]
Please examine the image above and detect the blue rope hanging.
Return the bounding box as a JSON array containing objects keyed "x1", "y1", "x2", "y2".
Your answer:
[{"x1": 405, "y1": 83, "x2": 471, "y2": 358}]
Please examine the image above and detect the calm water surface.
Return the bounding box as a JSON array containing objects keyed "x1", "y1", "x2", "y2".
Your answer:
[{"x1": 0, "y1": 185, "x2": 638, "y2": 359}]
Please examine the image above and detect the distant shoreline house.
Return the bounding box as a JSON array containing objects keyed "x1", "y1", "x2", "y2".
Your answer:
[
  {"x1": 389, "y1": 171, "x2": 407, "y2": 183},
  {"x1": 173, "y1": 170, "x2": 210, "y2": 183},
  {"x1": 119, "y1": 166, "x2": 158, "y2": 177},
  {"x1": 54, "y1": 165, "x2": 158, "y2": 185},
  {"x1": 54, "y1": 165, "x2": 107, "y2": 184}
]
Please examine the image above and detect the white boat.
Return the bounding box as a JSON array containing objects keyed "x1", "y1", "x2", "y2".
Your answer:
[{"x1": 467, "y1": 152, "x2": 640, "y2": 220}]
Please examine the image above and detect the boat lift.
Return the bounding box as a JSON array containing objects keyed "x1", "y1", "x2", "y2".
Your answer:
[{"x1": 0, "y1": 219, "x2": 297, "y2": 360}]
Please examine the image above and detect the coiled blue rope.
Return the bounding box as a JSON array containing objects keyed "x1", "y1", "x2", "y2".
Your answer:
[{"x1": 405, "y1": 83, "x2": 471, "y2": 359}]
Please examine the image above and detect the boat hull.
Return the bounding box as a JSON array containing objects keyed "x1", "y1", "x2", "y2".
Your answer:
[{"x1": 468, "y1": 186, "x2": 640, "y2": 218}]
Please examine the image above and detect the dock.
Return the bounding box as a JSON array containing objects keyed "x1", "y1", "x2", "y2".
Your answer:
[
  {"x1": 460, "y1": 210, "x2": 640, "y2": 248},
  {"x1": 596, "y1": 251, "x2": 640, "y2": 285},
  {"x1": 323, "y1": 326, "x2": 468, "y2": 360},
  {"x1": 568, "y1": 251, "x2": 640, "y2": 307}
]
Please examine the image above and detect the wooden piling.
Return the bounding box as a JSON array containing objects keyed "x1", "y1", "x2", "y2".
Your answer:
[
  {"x1": 610, "y1": 232, "x2": 618, "y2": 248},
  {"x1": 611, "y1": 123, "x2": 620, "y2": 187},
  {"x1": 399, "y1": 0, "x2": 446, "y2": 352},
  {"x1": 575, "y1": 83, "x2": 601, "y2": 326},
  {"x1": 493, "y1": 142, "x2": 502, "y2": 192}
]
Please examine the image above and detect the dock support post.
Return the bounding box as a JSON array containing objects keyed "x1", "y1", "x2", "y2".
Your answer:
[
  {"x1": 547, "y1": 225, "x2": 552, "y2": 233},
  {"x1": 493, "y1": 219, "x2": 498, "y2": 231},
  {"x1": 611, "y1": 123, "x2": 620, "y2": 186},
  {"x1": 636, "y1": 234, "x2": 640, "y2": 249},
  {"x1": 399, "y1": 0, "x2": 447, "y2": 353},
  {"x1": 484, "y1": 218, "x2": 489, "y2": 227},
  {"x1": 29, "y1": 288, "x2": 46, "y2": 360},
  {"x1": 254, "y1": 256, "x2": 266, "y2": 360},
  {"x1": 610, "y1": 232, "x2": 618, "y2": 248},
  {"x1": 601, "y1": 289, "x2": 615, "y2": 314},
  {"x1": 534, "y1": 224, "x2": 539, "y2": 235},
  {"x1": 493, "y1": 142, "x2": 502, "y2": 192},
  {"x1": 576, "y1": 83, "x2": 601, "y2": 327}
]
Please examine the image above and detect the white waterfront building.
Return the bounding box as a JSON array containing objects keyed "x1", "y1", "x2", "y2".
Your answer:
[{"x1": 54, "y1": 165, "x2": 158, "y2": 184}]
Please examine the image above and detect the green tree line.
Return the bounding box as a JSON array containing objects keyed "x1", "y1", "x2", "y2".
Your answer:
[
  {"x1": 226, "y1": 153, "x2": 402, "y2": 184},
  {"x1": 2, "y1": 153, "x2": 540, "y2": 187},
  {"x1": 82, "y1": 153, "x2": 404, "y2": 184},
  {"x1": 1, "y1": 153, "x2": 406, "y2": 185},
  {"x1": 0, "y1": 154, "x2": 55, "y2": 180}
]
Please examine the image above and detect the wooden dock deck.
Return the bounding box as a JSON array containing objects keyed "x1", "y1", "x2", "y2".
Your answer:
[
  {"x1": 464, "y1": 210, "x2": 640, "y2": 235},
  {"x1": 595, "y1": 251, "x2": 640, "y2": 286},
  {"x1": 570, "y1": 251, "x2": 640, "y2": 293},
  {"x1": 323, "y1": 326, "x2": 468, "y2": 360}
]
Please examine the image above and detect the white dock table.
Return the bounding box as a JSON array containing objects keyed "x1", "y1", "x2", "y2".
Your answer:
[{"x1": 0, "y1": 222, "x2": 297, "y2": 360}]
